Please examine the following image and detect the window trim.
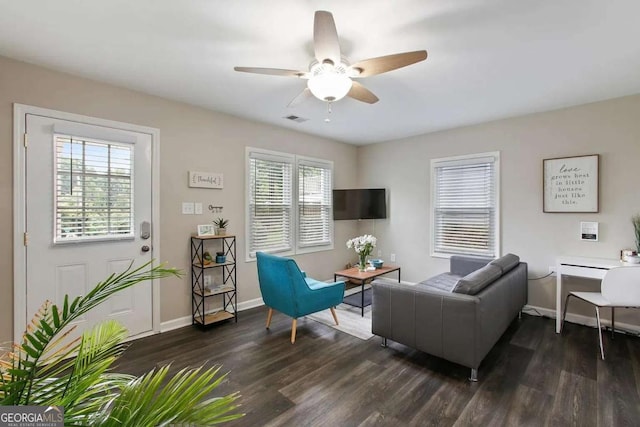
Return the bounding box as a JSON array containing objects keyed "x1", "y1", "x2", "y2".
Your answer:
[
  {"x1": 430, "y1": 151, "x2": 500, "y2": 259},
  {"x1": 245, "y1": 147, "x2": 334, "y2": 262}
]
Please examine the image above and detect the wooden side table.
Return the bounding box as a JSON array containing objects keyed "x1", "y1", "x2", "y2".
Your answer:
[{"x1": 334, "y1": 265, "x2": 401, "y2": 317}]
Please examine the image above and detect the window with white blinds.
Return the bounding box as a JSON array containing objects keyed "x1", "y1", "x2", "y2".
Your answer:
[
  {"x1": 246, "y1": 148, "x2": 334, "y2": 260},
  {"x1": 248, "y1": 152, "x2": 294, "y2": 256},
  {"x1": 54, "y1": 135, "x2": 134, "y2": 243},
  {"x1": 298, "y1": 159, "x2": 332, "y2": 248},
  {"x1": 431, "y1": 152, "x2": 500, "y2": 258}
]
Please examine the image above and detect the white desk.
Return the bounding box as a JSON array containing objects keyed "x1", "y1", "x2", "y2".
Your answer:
[{"x1": 555, "y1": 256, "x2": 639, "y2": 333}]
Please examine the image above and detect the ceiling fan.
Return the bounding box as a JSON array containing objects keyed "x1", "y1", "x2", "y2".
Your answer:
[{"x1": 234, "y1": 10, "x2": 428, "y2": 107}]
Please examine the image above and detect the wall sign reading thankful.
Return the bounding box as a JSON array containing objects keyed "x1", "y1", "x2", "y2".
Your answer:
[
  {"x1": 188, "y1": 171, "x2": 224, "y2": 189},
  {"x1": 543, "y1": 154, "x2": 599, "y2": 213}
]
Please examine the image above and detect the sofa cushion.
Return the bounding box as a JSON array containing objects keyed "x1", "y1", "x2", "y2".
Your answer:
[
  {"x1": 489, "y1": 253, "x2": 520, "y2": 274},
  {"x1": 450, "y1": 255, "x2": 493, "y2": 277},
  {"x1": 418, "y1": 272, "x2": 461, "y2": 293},
  {"x1": 452, "y1": 264, "x2": 502, "y2": 295}
]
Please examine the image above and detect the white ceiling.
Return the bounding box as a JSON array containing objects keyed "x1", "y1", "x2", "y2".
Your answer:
[{"x1": 1, "y1": 0, "x2": 639, "y2": 145}]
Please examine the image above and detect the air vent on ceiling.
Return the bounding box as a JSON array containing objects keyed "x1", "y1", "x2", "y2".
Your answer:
[{"x1": 283, "y1": 115, "x2": 308, "y2": 123}]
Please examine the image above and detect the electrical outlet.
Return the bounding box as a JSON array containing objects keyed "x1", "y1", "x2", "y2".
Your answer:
[
  {"x1": 548, "y1": 266, "x2": 556, "y2": 276},
  {"x1": 204, "y1": 275, "x2": 212, "y2": 287},
  {"x1": 390, "y1": 253, "x2": 396, "y2": 262}
]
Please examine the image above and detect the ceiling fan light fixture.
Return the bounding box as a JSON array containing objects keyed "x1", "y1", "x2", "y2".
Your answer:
[{"x1": 307, "y1": 62, "x2": 352, "y2": 102}]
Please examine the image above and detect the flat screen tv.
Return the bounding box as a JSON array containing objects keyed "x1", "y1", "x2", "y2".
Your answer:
[{"x1": 333, "y1": 188, "x2": 387, "y2": 220}]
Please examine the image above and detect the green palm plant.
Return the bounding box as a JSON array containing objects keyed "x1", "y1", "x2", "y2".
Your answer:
[{"x1": 0, "y1": 261, "x2": 243, "y2": 426}]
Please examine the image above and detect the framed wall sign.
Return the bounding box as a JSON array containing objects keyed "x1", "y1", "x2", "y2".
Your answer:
[
  {"x1": 543, "y1": 154, "x2": 599, "y2": 213},
  {"x1": 189, "y1": 171, "x2": 223, "y2": 189}
]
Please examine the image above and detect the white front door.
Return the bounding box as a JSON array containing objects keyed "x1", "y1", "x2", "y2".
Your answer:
[{"x1": 21, "y1": 112, "x2": 156, "y2": 339}]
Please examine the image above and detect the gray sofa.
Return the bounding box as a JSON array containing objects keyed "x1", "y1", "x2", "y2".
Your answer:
[{"x1": 371, "y1": 254, "x2": 527, "y2": 381}]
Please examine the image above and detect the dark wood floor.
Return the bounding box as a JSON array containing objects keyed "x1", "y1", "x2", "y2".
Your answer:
[{"x1": 116, "y1": 307, "x2": 640, "y2": 426}]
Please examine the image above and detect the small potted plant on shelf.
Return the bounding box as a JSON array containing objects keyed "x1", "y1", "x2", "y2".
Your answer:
[{"x1": 214, "y1": 217, "x2": 229, "y2": 236}]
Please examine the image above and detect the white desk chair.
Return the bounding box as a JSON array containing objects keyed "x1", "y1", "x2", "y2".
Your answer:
[{"x1": 561, "y1": 266, "x2": 640, "y2": 360}]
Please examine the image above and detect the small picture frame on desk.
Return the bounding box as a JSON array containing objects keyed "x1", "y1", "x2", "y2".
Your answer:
[
  {"x1": 543, "y1": 154, "x2": 599, "y2": 213},
  {"x1": 197, "y1": 224, "x2": 215, "y2": 236}
]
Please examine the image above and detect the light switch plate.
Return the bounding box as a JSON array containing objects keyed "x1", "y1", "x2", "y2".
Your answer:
[
  {"x1": 194, "y1": 202, "x2": 203, "y2": 214},
  {"x1": 182, "y1": 202, "x2": 195, "y2": 215}
]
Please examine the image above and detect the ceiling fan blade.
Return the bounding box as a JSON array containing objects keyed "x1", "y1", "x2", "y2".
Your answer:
[
  {"x1": 234, "y1": 67, "x2": 307, "y2": 78},
  {"x1": 287, "y1": 88, "x2": 313, "y2": 107},
  {"x1": 347, "y1": 81, "x2": 379, "y2": 104},
  {"x1": 350, "y1": 50, "x2": 427, "y2": 77},
  {"x1": 314, "y1": 10, "x2": 341, "y2": 65}
]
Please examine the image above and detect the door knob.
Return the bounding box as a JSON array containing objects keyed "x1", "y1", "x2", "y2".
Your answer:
[{"x1": 141, "y1": 245, "x2": 150, "y2": 252}]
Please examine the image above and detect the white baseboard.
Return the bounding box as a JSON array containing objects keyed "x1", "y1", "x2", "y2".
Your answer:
[
  {"x1": 159, "y1": 296, "x2": 266, "y2": 333},
  {"x1": 523, "y1": 304, "x2": 640, "y2": 335},
  {"x1": 238, "y1": 296, "x2": 264, "y2": 311},
  {"x1": 160, "y1": 315, "x2": 192, "y2": 333}
]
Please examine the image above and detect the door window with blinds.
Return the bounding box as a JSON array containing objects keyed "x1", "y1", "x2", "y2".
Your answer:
[
  {"x1": 54, "y1": 135, "x2": 134, "y2": 243},
  {"x1": 246, "y1": 148, "x2": 333, "y2": 260},
  {"x1": 431, "y1": 152, "x2": 500, "y2": 258}
]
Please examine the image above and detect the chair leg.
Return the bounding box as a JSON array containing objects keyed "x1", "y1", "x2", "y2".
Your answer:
[
  {"x1": 266, "y1": 308, "x2": 273, "y2": 329},
  {"x1": 330, "y1": 307, "x2": 339, "y2": 325},
  {"x1": 560, "y1": 293, "x2": 574, "y2": 333},
  {"x1": 595, "y1": 306, "x2": 605, "y2": 360},
  {"x1": 611, "y1": 307, "x2": 615, "y2": 339},
  {"x1": 290, "y1": 319, "x2": 297, "y2": 344},
  {"x1": 469, "y1": 368, "x2": 478, "y2": 382},
  {"x1": 381, "y1": 337, "x2": 387, "y2": 348}
]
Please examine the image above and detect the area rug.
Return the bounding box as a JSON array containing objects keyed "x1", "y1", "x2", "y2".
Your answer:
[{"x1": 306, "y1": 302, "x2": 373, "y2": 340}]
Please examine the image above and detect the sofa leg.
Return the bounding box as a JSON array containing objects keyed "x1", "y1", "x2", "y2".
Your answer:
[
  {"x1": 381, "y1": 337, "x2": 387, "y2": 348},
  {"x1": 469, "y1": 368, "x2": 478, "y2": 382}
]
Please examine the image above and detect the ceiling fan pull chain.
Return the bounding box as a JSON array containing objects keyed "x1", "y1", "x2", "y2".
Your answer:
[{"x1": 325, "y1": 101, "x2": 332, "y2": 123}]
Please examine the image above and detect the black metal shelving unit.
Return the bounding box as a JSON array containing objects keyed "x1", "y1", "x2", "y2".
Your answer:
[{"x1": 190, "y1": 234, "x2": 237, "y2": 326}]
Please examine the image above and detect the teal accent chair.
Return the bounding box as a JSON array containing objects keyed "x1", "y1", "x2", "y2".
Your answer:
[{"x1": 256, "y1": 252, "x2": 346, "y2": 343}]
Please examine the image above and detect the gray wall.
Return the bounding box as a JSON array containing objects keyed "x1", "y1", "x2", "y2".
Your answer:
[
  {"x1": 357, "y1": 94, "x2": 640, "y2": 324},
  {"x1": 0, "y1": 55, "x2": 359, "y2": 343}
]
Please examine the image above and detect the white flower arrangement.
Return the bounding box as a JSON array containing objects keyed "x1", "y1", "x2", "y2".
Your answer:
[
  {"x1": 347, "y1": 234, "x2": 377, "y2": 270},
  {"x1": 346, "y1": 234, "x2": 377, "y2": 255}
]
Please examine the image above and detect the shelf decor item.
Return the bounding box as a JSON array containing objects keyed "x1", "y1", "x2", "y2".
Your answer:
[
  {"x1": 197, "y1": 224, "x2": 216, "y2": 236},
  {"x1": 213, "y1": 217, "x2": 229, "y2": 235},
  {"x1": 543, "y1": 154, "x2": 599, "y2": 213},
  {"x1": 346, "y1": 234, "x2": 377, "y2": 271}
]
